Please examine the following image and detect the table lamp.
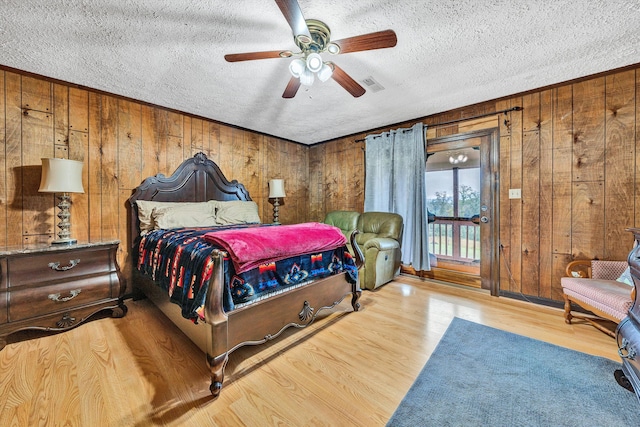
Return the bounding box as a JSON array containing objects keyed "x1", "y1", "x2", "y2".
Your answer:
[
  {"x1": 268, "y1": 179, "x2": 286, "y2": 224},
  {"x1": 39, "y1": 158, "x2": 85, "y2": 245}
]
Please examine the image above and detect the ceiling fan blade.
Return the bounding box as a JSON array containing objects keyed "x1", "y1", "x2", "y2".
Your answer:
[
  {"x1": 274, "y1": 0, "x2": 311, "y2": 39},
  {"x1": 224, "y1": 50, "x2": 288, "y2": 62},
  {"x1": 332, "y1": 30, "x2": 397, "y2": 54},
  {"x1": 330, "y1": 63, "x2": 365, "y2": 98},
  {"x1": 282, "y1": 77, "x2": 301, "y2": 98}
]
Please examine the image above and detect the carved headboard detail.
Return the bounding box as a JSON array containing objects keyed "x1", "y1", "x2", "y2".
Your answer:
[{"x1": 127, "y1": 152, "x2": 251, "y2": 248}]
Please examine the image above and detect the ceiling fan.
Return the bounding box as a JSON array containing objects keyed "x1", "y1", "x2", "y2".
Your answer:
[{"x1": 224, "y1": 0, "x2": 397, "y2": 99}]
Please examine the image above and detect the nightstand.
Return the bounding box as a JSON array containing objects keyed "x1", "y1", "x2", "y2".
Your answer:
[{"x1": 0, "y1": 240, "x2": 127, "y2": 350}]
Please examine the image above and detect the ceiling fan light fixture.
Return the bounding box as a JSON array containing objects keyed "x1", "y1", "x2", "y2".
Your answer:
[
  {"x1": 289, "y1": 58, "x2": 306, "y2": 78},
  {"x1": 224, "y1": 1, "x2": 397, "y2": 99},
  {"x1": 317, "y1": 62, "x2": 333, "y2": 82},
  {"x1": 300, "y1": 67, "x2": 315, "y2": 86},
  {"x1": 449, "y1": 152, "x2": 469, "y2": 165},
  {"x1": 327, "y1": 43, "x2": 340, "y2": 54},
  {"x1": 306, "y1": 53, "x2": 323, "y2": 73}
]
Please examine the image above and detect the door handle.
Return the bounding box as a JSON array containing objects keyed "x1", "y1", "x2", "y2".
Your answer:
[{"x1": 480, "y1": 216, "x2": 489, "y2": 223}]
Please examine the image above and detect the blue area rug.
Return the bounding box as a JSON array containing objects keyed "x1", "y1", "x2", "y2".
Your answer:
[{"x1": 387, "y1": 317, "x2": 639, "y2": 427}]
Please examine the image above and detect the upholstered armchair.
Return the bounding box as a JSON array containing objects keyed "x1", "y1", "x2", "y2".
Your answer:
[
  {"x1": 356, "y1": 212, "x2": 403, "y2": 290},
  {"x1": 324, "y1": 211, "x2": 404, "y2": 290},
  {"x1": 560, "y1": 259, "x2": 635, "y2": 337},
  {"x1": 323, "y1": 211, "x2": 360, "y2": 255}
]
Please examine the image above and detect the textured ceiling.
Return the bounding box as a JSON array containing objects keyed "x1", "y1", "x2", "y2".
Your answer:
[{"x1": 1, "y1": 1, "x2": 639, "y2": 145}]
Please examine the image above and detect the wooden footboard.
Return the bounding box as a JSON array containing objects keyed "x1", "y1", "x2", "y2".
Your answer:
[
  {"x1": 135, "y1": 249, "x2": 361, "y2": 397},
  {"x1": 204, "y1": 249, "x2": 361, "y2": 396}
]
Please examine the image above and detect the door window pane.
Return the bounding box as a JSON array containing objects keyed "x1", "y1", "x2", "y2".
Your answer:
[
  {"x1": 426, "y1": 170, "x2": 453, "y2": 216},
  {"x1": 426, "y1": 148, "x2": 481, "y2": 263},
  {"x1": 458, "y1": 168, "x2": 480, "y2": 218}
]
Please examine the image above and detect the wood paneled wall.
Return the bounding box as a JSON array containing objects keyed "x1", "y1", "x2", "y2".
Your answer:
[
  {"x1": 307, "y1": 134, "x2": 366, "y2": 222},
  {"x1": 0, "y1": 70, "x2": 308, "y2": 293},
  {"x1": 2, "y1": 64, "x2": 638, "y2": 304},
  {"x1": 310, "y1": 66, "x2": 640, "y2": 303}
]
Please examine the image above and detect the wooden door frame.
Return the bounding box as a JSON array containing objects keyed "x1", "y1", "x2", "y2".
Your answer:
[{"x1": 425, "y1": 128, "x2": 500, "y2": 295}]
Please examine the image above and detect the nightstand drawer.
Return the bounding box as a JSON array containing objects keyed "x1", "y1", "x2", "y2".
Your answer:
[
  {"x1": 9, "y1": 275, "x2": 114, "y2": 322},
  {"x1": 7, "y1": 249, "x2": 112, "y2": 288}
]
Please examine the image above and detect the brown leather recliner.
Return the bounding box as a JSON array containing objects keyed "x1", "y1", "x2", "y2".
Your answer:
[{"x1": 324, "y1": 211, "x2": 403, "y2": 290}]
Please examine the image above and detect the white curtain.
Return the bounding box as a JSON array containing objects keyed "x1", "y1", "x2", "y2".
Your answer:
[{"x1": 364, "y1": 123, "x2": 431, "y2": 271}]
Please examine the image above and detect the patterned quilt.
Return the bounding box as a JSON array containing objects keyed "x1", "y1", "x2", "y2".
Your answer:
[{"x1": 136, "y1": 224, "x2": 358, "y2": 322}]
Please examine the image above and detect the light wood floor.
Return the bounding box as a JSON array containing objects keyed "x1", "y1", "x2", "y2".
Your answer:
[{"x1": 0, "y1": 276, "x2": 620, "y2": 427}]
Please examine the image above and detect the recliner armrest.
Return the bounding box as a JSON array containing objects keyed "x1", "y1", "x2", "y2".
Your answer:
[{"x1": 363, "y1": 237, "x2": 400, "y2": 251}]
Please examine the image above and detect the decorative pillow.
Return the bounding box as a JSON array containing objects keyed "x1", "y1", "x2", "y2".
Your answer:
[
  {"x1": 151, "y1": 202, "x2": 217, "y2": 230},
  {"x1": 135, "y1": 200, "x2": 189, "y2": 235},
  {"x1": 617, "y1": 266, "x2": 635, "y2": 287},
  {"x1": 214, "y1": 200, "x2": 261, "y2": 225}
]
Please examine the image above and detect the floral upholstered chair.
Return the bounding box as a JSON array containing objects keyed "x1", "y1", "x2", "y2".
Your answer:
[{"x1": 560, "y1": 259, "x2": 635, "y2": 337}]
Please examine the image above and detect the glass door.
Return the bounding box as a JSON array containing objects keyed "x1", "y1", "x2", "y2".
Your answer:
[{"x1": 425, "y1": 129, "x2": 499, "y2": 293}]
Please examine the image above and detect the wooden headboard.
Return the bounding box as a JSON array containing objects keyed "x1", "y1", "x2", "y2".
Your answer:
[{"x1": 127, "y1": 152, "x2": 251, "y2": 248}]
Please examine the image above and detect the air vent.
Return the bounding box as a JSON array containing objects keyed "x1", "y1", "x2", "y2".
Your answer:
[{"x1": 361, "y1": 76, "x2": 385, "y2": 93}]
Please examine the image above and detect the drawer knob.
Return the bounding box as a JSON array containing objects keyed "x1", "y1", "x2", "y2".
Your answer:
[
  {"x1": 48, "y1": 259, "x2": 80, "y2": 271},
  {"x1": 48, "y1": 289, "x2": 81, "y2": 303}
]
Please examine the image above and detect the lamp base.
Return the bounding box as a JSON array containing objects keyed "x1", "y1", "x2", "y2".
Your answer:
[
  {"x1": 272, "y1": 198, "x2": 281, "y2": 224},
  {"x1": 52, "y1": 193, "x2": 77, "y2": 245},
  {"x1": 51, "y1": 238, "x2": 77, "y2": 246}
]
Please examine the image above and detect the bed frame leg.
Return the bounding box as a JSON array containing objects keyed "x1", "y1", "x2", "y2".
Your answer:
[
  {"x1": 207, "y1": 352, "x2": 228, "y2": 397},
  {"x1": 351, "y1": 289, "x2": 362, "y2": 312},
  {"x1": 349, "y1": 229, "x2": 363, "y2": 312}
]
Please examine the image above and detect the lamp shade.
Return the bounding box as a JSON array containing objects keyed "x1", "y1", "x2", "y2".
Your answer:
[
  {"x1": 306, "y1": 53, "x2": 323, "y2": 73},
  {"x1": 317, "y1": 62, "x2": 333, "y2": 82},
  {"x1": 299, "y1": 67, "x2": 315, "y2": 86},
  {"x1": 289, "y1": 58, "x2": 306, "y2": 78},
  {"x1": 268, "y1": 179, "x2": 286, "y2": 198},
  {"x1": 39, "y1": 158, "x2": 85, "y2": 193}
]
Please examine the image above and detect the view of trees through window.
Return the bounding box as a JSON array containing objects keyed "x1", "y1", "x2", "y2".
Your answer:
[
  {"x1": 426, "y1": 168, "x2": 480, "y2": 218},
  {"x1": 428, "y1": 184, "x2": 480, "y2": 217}
]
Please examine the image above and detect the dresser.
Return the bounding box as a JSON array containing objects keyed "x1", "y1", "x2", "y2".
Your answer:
[
  {"x1": 0, "y1": 240, "x2": 127, "y2": 350},
  {"x1": 616, "y1": 228, "x2": 640, "y2": 403}
]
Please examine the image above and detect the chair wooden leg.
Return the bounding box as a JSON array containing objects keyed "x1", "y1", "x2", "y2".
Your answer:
[
  {"x1": 562, "y1": 293, "x2": 573, "y2": 324},
  {"x1": 585, "y1": 319, "x2": 616, "y2": 338},
  {"x1": 561, "y1": 292, "x2": 616, "y2": 338}
]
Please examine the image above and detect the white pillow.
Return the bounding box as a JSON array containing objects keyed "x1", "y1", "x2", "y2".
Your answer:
[
  {"x1": 617, "y1": 267, "x2": 635, "y2": 287},
  {"x1": 213, "y1": 200, "x2": 261, "y2": 225},
  {"x1": 151, "y1": 202, "x2": 217, "y2": 230}
]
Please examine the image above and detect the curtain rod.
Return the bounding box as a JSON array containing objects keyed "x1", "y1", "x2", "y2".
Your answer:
[{"x1": 354, "y1": 106, "x2": 523, "y2": 143}]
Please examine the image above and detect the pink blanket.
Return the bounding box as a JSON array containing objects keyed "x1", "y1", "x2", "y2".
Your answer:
[{"x1": 203, "y1": 222, "x2": 347, "y2": 273}]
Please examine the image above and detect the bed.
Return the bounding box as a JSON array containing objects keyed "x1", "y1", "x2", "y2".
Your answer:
[{"x1": 127, "y1": 152, "x2": 362, "y2": 397}]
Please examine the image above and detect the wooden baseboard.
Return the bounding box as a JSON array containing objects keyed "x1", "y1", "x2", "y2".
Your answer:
[{"x1": 401, "y1": 265, "x2": 481, "y2": 288}]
